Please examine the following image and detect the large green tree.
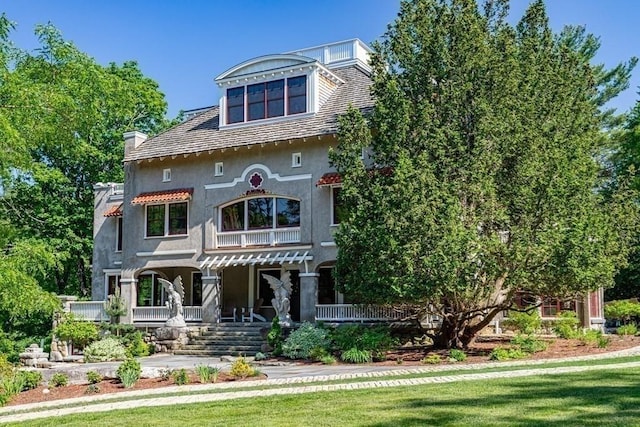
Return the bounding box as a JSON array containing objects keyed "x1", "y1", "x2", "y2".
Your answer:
[
  {"x1": 0, "y1": 19, "x2": 176, "y2": 296},
  {"x1": 331, "y1": 0, "x2": 637, "y2": 348}
]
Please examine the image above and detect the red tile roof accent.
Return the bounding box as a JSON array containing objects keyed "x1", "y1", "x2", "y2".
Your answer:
[
  {"x1": 316, "y1": 172, "x2": 342, "y2": 186},
  {"x1": 131, "y1": 188, "x2": 194, "y2": 205},
  {"x1": 103, "y1": 204, "x2": 123, "y2": 217}
]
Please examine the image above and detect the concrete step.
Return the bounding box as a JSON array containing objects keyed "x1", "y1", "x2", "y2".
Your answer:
[
  {"x1": 192, "y1": 337, "x2": 265, "y2": 344},
  {"x1": 198, "y1": 330, "x2": 264, "y2": 337},
  {"x1": 175, "y1": 348, "x2": 261, "y2": 356},
  {"x1": 181, "y1": 344, "x2": 262, "y2": 351}
]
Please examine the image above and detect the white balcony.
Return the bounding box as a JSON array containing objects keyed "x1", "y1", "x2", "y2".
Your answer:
[
  {"x1": 69, "y1": 301, "x2": 109, "y2": 322},
  {"x1": 315, "y1": 304, "x2": 414, "y2": 322},
  {"x1": 216, "y1": 227, "x2": 301, "y2": 248},
  {"x1": 133, "y1": 306, "x2": 202, "y2": 322}
]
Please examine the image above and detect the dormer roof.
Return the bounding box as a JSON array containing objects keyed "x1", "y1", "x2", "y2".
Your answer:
[
  {"x1": 215, "y1": 54, "x2": 316, "y2": 81},
  {"x1": 124, "y1": 66, "x2": 373, "y2": 162}
]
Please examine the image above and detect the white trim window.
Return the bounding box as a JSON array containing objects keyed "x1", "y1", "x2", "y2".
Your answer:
[
  {"x1": 215, "y1": 162, "x2": 224, "y2": 177},
  {"x1": 292, "y1": 152, "x2": 302, "y2": 168},
  {"x1": 162, "y1": 168, "x2": 172, "y2": 182},
  {"x1": 145, "y1": 202, "x2": 189, "y2": 237},
  {"x1": 226, "y1": 75, "x2": 307, "y2": 125},
  {"x1": 104, "y1": 272, "x2": 122, "y2": 298},
  {"x1": 220, "y1": 196, "x2": 300, "y2": 232}
]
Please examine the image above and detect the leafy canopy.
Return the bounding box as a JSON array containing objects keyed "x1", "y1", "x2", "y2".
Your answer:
[{"x1": 331, "y1": 0, "x2": 637, "y2": 348}]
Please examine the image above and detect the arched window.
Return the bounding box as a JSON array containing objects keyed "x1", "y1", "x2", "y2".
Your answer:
[{"x1": 220, "y1": 196, "x2": 300, "y2": 232}]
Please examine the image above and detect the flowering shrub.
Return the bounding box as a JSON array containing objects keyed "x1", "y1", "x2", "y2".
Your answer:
[{"x1": 83, "y1": 337, "x2": 127, "y2": 362}]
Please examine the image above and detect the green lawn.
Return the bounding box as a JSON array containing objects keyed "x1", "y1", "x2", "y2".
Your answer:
[{"x1": 9, "y1": 366, "x2": 640, "y2": 427}]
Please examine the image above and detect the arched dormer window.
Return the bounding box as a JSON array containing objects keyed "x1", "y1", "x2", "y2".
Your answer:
[{"x1": 217, "y1": 196, "x2": 301, "y2": 248}]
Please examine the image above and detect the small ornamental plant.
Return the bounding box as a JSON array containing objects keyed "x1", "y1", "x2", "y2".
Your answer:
[
  {"x1": 49, "y1": 372, "x2": 69, "y2": 388},
  {"x1": 116, "y1": 357, "x2": 141, "y2": 388}
]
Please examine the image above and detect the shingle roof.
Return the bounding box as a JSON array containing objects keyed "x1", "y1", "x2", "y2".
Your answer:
[
  {"x1": 131, "y1": 188, "x2": 194, "y2": 205},
  {"x1": 124, "y1": 66, "x2": 373, "y2": 162}
]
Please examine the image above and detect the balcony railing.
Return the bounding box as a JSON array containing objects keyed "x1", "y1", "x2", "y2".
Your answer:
[
  {"x1": 216, "y1": 227, "x2": 300, "y2": 248},
  {"x1": 315, "y1": 304, "x2": 414, "y2": 322},
  {"x1": 132, "y1": 306, "x2": 202, "y2": 322},
  {"x1": 69, "y1": 301, "x2": 109, "y2": 322}
]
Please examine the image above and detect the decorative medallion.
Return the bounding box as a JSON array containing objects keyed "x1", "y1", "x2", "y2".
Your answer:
[{"x1": 249, "y1": 172, "x2": 263, "y2": 189}]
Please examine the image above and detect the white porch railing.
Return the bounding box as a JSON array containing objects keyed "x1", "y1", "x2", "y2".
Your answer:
[
  {"x1": 315, "y1": 304, "x2": 413, "y2": 322},
  {"x1": 217, "y1": 227, "x2": 300, "y2": 248},
  {"x1": 69, "y1": 301, "x2": 108, "y2": 322},
  {"x1": 132, "y1": 306, "x2": 202, "y2": 322}
]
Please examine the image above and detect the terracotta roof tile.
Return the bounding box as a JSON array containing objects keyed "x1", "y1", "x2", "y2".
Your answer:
[
  {"x1": 123, "y1": 66, "x2": 373, "y2": 162},
  {"x1": 316, "y1": 172, "x2": 342, "y2": 186},
  {"x1": 131, "y1": 188, "x2": 194, "y2": 205},
  {"x1": 103, "y1": 204, "x2": 123, "y2": 217}
]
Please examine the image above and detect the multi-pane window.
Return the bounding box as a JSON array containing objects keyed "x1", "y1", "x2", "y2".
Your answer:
[
  {"x1": 226, "y1": 76, "x2": 307, "y2": 124},
  {"x1": 227, "y1": 87, "x2": 245, "y2": 124},
  {"x1": 146, "y1": 202, "x2": 188, "y2": 237},
  {"x1": 221, "y1": 197, "x2": 300, "y2": 232},
  {"x1": 332, "y1": 187, "x2": 345, "y2": 225}
]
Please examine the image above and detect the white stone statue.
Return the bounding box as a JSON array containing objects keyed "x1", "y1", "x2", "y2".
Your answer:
[
  {"x1": 159, "y1": 276, "x2": 186, "y2": 328},
  {"x1": 262, "y1": 271, "x2": 292, "y2": 326}
]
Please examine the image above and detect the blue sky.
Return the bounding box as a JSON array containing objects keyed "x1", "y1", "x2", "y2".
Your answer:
[{"x1": 3, "y1": 1, "x2": 639, "y2": 118}]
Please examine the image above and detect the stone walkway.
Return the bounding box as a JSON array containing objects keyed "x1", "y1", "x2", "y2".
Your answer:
[{"x1": 1, "y1": 346, "x2": 639, "y2": 424}]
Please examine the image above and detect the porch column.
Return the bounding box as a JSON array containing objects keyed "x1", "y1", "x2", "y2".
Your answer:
[
  {"x1": 119, "y1": 278, "x2": 137, "y2": 324},
  {"x1": 299, "y1": 272, "x2": 319, "y2": 322},
  {"x1": 201, "y1": 273, "x2": 221, "y2": 324}
]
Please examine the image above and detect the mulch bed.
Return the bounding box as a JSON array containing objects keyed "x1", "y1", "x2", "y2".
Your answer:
[{"x1": 8, "y1": 335, "x2": 640, "y2": 407}]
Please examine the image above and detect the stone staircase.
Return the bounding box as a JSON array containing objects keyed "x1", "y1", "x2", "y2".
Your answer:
[{"x1": 174, "y1": 323, "x2": 267, "y2": 357}]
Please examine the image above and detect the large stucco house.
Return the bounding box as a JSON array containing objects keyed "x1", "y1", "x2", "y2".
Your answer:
[
  {"x1": 85, "y1": 39, "x2": 605, "y2": 331},
  {"x1": 88, "y1": 39, "x2": 398, "y2": 326}
]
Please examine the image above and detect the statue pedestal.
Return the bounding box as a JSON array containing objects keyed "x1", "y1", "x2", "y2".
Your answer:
[
  {"x1": 153, "y1": 326, "x2": 189, "y2": 353},
  {"x1": 165, "y1": 315, "x2": 186, "y2": 328}
]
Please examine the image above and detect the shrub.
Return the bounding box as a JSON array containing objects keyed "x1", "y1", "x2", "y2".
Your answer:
[
  {"x1": 116, "y1": 358, "x2": 141, "y2": 388},
  {"x1": 172, "y1": 368, "x2": 189, "y2": 386},
  {"x1": 195, "y1": 364, "x2": 219, "y2": 383},
  {"x1": 331, "y1": 325, "x2": 396, "y2": 354},
  {"x1": 85, "y1": 384, "x2": 100, "y2": 394},
  {"x1": 617, "y1": 324, "x2": 638, "y2": 336},
  {"x1": 123, "y1": 331, "x2": 152, "y2": 358},
  {"x1": 17, "y1": 371, "x2": 42, "y2": 391},
  {"x1": 597, "y1": 335, "x2": 611, "y2": 348},
  {"x1": 579, "y1": 329, "x2": 603, "y2": 346},
  {"x1": 1, "y1": 372, "x2": 26, "y2": 397},
  {"x1": 309, "y1": 346, "x2": 330, "y2": 361},
  {"x1": 267, "y1": 318, "x2": 283, "y2": 356},
  {"x1": 503, "y1": 309, "x2": 542, "y2": 334},
  {"x1": 448, "y1": 349, "x2": 467, "y2": 362},
  {"x1": 552, "y1": 311, "x2": 579, "y2": 339},
  {"x1": 49, "y1": 372, "x2": 69, "y2": 388},
  {"x1": 320, "y1": 355, "x2": 337, "y2": 365},
  {"x1": 0, "y1": 355, "x2": 13, "y2": 378},
  {"x1": 489, "y1": 347, "x2": 527, "y2": 361},
  {"x1": 54, "y1": 314, "x2": 99, "y2": 349},
  {"x1": 511, "y1": 334, "x2": 547, "y2": 354},
  {"x1": 83, "y1": 337, "x2": 127, "y2": 362},
  {"x1": 421, "y1": 354, "x2": 442, "y2": 364},
  {"x1": 159, "y1": 368, "x2": 173, "y2": 381},
  {"x1": 605, "y1": 300, "x2": 640, "y2": 324},
  {"x1": 340, "y1": 347, "x2": 372, "y2": 364},
  {"x1": 282, "y1": 322, "x2": 330, "y2": 360},
  {"x1": 254, "y1": 352, "x2": 267, "y2": 361},
  {"x1": 230, "y1": 357, "x2": 256, "y2": 379},
  {"x1": 86, "y1": 371, "x2": 103, "y2": 384}
]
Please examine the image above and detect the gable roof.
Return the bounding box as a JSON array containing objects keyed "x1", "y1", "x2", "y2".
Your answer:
[{"x1": 124, "y1": 66, "x2": 373, "y2": 162}]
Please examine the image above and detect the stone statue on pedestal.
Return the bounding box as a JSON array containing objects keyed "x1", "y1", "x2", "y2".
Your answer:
[
  {"x1": 158, "y1": 276, "x2": 186, "y2": 328},
  {"x1": 262, "y1": 271, "x2": 292, "y2": 326}
]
